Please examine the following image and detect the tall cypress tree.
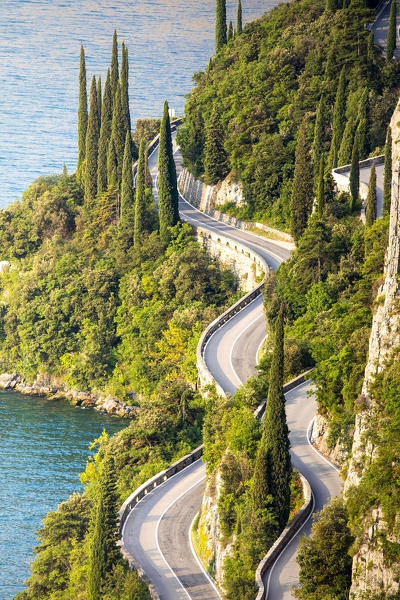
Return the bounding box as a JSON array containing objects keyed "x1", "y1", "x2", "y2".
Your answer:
[
  {"x1": 237, "y1": 0, "x2": 243, "y2": 34},
  {"x1": 120, "y1": 42, "x2": 131, "y2": 133},
  {"x1": 316, "y1": 154, "x2": 325, "y2": 218},
  {"x1": 110, "y1": 30, "x2": 119, "y2": 102},
  {"x1": 215, "y1": 0, "x2": 227, "y2": 53},
  {"x1": 97, "y1": 69, "x2": 112, "y2": 196},
  {"x1": 120, "y1": 130, "x2": 134, "y2": 228},
  {"x1": 144, "y1": 147, "x2": 153, "y2": 190},
  {"x1": 387, "y1": 0, "x2": 396, "y2": 60},
  {"x1": 326, "y1": 0, "x2": 338, "y2": 11},
  {"x1": 158, "y1": 100, "x2": 180, "y2": 242},
  {"x1": 227, "y1": 20, "x2": 234, "y2": 41},
  {"x1": 328, "y1": 68, "x2": 346, "y2": 170},
  {"x1": 78, "y1": 44, "x2": 88, "y2": 170},
  {"x1": 134, "y1": 140, "x2": 147, "y2": 247},
  {"x1": 338, "y1": 116, "x2": 356, "y2": 166},
  {"x1": 349, "y1": 132, "x2": 360, "y2": 212},
  {"x1": 383, "y1": 126, "x2": 392, "y2": 215},
  {"x1": 84, "y1": 76, "x2": 100, "y2": 208},
  {"x1": 365, "y1": 164, "x2": 377, "y2": 227},
  {"x1": 290, "y1": 117, "x2": 313, "y2": 242},
  {"x1": 204, "y1": 105, "x2": 229, "y2": 184},
  {"x1": 86, "y1": 495, "x2": 106, "y2": 600},
  {"x1": 99, "y1": 454, "x2": 122, "y2": 571},
  {"x1": 111, "y1": 82, "x2": 126, "y2": 184},
  {"x1": 107, "y1": 137, "x2": 118, "y2": 188},
  {"x1": 312, "y1": 96, "x2": 325, "y2": 182},
  {"x1": 253, "y1": 308, "x2": 291, "y2": 530},
  {"x1": 96, "y1": 76, "x2": 102, "y2": 129}
]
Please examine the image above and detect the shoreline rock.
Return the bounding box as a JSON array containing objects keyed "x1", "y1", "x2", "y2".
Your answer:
[{"x1": 0, "y1": 372, "x2": 137, "y2": 418}]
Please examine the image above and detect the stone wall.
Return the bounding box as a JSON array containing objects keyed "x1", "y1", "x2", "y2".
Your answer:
[
  {"x1": 331, "y1": 155, "x2": 385, "y2": 200},
  {"x1": 343, "y1": 102, "x2": 400, "y2": 598}
]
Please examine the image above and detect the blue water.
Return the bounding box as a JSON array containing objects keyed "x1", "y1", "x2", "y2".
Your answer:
[
  {"x1": 0, "y1": 391, "x2": 127, "y2": 598},
  {"x1": 0, "y1": 0, "x2": 275, "y2": 207}
]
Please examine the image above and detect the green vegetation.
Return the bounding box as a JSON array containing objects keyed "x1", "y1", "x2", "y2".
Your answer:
[
  {"x1": 78, "y1": 44, "x2": 88, "y2": 173},
  {"x1": 204, "y1": 105, "x2": 229, "y2": 184},
  {"x1": 365, "y1": 164, "x2": 377, "y2": 227},
  {"x1": 387, "y1": 0, "x2": 397, "y2": 60},
  {"x1": 290, "y1": 116, "x2": 313, "y2": 241},
  {"x1": 97, "y1": 69, "x2": 112, "y2": 196},
  {"x1": 237, "y1": 0, "x2": 243, "y2": 34},
  {"x1": 85, "y1": 76, "x2": 100, "y2": 208},
  {"x1": 383, "y1": 126, "x2": 392, "y2": 214},
  {"x1": 178, "y1": 0, "x2": 398, "y2": 230},
  {"x1": 158, "y1": 100, "x2": 180, "y2": 242},
  {"x1": 215, "y1": 0, "x2": 227, "y2": 53}
]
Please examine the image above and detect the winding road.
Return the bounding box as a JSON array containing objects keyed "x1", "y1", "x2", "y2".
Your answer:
[{"x1": 122, "y1": 137, "x2": 341, "y2": 599}]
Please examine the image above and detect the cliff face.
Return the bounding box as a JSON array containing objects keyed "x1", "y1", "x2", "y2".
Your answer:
[{"x1": 344, "y1": 101, "x2": 400, "y2": 598}]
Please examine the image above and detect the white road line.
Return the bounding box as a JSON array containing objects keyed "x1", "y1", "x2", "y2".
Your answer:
[
  {"x1": 229, "y1": 312, "x2": 265, "y2": 386},
  {"x1": 155, "y1": 475, "x2": 206, "y2": 600},
  {"x1": 188, "y1": 512, "x2": 222, "y2": 599}
]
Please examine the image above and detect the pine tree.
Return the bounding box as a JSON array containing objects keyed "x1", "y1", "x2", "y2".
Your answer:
[
  {"x1": 383, "y1": 126, "x2": 392, "y2": 215},
  {"x1": 134, "y1": 140, "x2": 147, "y2": 247},
  {"x1": 78, "y1": 44, "x2": 88, "y2": 169},
  {"x1": 365, "y1": 164, "x2": 377, "y2": 227},
  {"x1": 204, "y1": 105, "x2": 229, "y2": 184},
  {"x1": 349, "y1": 132, "x2": 360, "y2": 211},
  {"x1": 107, "y1": 137, "x2": 118, "y2": 188},
  {"x1": 111, "y1": 82, "x2": 126, "y2": 184},
  {"x1": 227, "y1": 21, "x2": 234, "y2": 41},
  {"x1": 120, "y1": 42, "x2": 131, "y2": 133},
  {"x1": 328, "y1": 68, "x2": 346, "y2": 170},
  {"x1": 96, "y1": 75, "x2": 102, "y2": 129},
  {"x1": 260, "y1": 308, "x2": 291, "y2": 530},
  {"x1": 97, "y1": 69, "x2": 112, "y2": 196},
  {"x1": 291, "y1": 117, "x2": 313, "y2": 242},
  {"x1": 86, "y1": 495, "x2": 106, "y2": 600},
  {"x1": 84, "y1": 76, "x2": 100, "y2": 208},
  {"x1": 120, "y1": 130, "x2": 134, "y2": 229},
  {"x1": 237, "y1": 0, "x2": 243, "y2": 34},
  {"x1": 215, "y1": 0, "x2": 227, "y2": 53},
  {"x1": 312, "y1": 96, "x2": 325, "y2": 182},
  {"x1": 158, "y1": 100, "x2": 180, "y2": 242},
  {"x1": 110, "y1": 30, "x2": 119, "y2": 102},
  {"x1": 387, "y1": 0, "x2": 397, "y2": 60},
  {"x1": 338, "y1": 116, "x2": 356, "y2": 166},
  {"x1": 316, "y1": 154, "x2": 325, "y2": 218},
  {"x1": 144, "y1": 148, "x2": 153, "y2": 190}
]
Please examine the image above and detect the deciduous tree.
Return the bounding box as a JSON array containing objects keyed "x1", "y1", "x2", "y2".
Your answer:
[{"x1": 291, "y1": 117, "x2": 313, "y2": 242}]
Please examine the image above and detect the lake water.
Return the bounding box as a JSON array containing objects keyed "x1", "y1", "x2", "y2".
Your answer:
[
  {"x1": 0, "y1": 391, "x2": 127, "y2": 599},
  {"x1": 0, "y1": 0, "x2": 276, "y2": 208}
]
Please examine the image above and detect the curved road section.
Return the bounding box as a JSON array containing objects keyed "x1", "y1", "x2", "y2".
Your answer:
[{"x1": 122, "y1": 138, "x2": 341, "y2": 599}]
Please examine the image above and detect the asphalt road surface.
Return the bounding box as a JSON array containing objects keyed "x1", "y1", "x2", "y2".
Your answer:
[
  {"x1": 122, "y1": 137, "x2": 340, "y2": 599},
  {"x1": 371, "y1": 0, "x2": 400, "y2": 59}
]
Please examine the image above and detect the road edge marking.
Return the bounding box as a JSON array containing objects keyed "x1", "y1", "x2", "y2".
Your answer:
[{"x1": 188, "y1": 511, "x2": 222, "y2": 599}]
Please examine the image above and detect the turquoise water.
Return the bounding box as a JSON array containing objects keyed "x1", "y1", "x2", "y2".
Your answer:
[
  {"x1": 0, "y1": 0, "x2": 275, "y2": 207},
  {"x1": 0, "y1": 391, "x2": 127, "y2": 598}
]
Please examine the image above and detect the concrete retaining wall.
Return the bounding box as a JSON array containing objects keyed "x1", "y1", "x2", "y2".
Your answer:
[{"x1": 332, "y1": 155, "x2": 385, "y2": 200}]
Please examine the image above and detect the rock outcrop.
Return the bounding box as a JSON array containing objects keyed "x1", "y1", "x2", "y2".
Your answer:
[
  {"x1": 0, "y1": 371, "x2": 137, "y2": 417},
  {"x1": 343, "y1": 101, "x2": 400, "y2": 598}
]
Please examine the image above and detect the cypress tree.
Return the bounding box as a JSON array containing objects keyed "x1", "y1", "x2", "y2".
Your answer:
[
  {"x1": 158, "y1": 100, "x2": 180, "y2": 242},
  {"x1": 97, "y1": 69, "x2": 112, "y2": 196},
  {"x1": 144, "y1": 147, "x2": 153, "y2": 190},
  {"x1": 134, "y1": 140, "x2": 147, "y2": 247},
  {"x1": 326, "y1": 0, "x2": 338, "y2": 10},
  {"x1": 261, "y1": 308, "x2": 291, "y2": 530},
  {"x1": 107, "y1": 137, "x2": 118, "y2": 189},
  {"x1": 349, "y1": 132, "x2": 360, "y2": 212},
  {"x1": 356, "y1": 88, "x2": 369, "y2": 159},
  {"x1": 312, "y1": 96, "x2": 325, "y2": 182},
  {"x1": 86, "y1": 495, "x2": 106, "y2": 600},
  {"x1": 227, "y1": 20, "x2": 234, "y2": 41},
  {"x1": 237, "y1": 0, "x2": 243, "y2": 34},
  {"x1": 251, "y1": 434, "x2": 272, "y2": 513},
  {"x1": 84, "y1": 76, "x2": 100, "y2": 208},
  {"x1": 120, "y1": 42, "x2": 131, "y2": 133},
  {"x1": 98, "y1": 454, "x2": 122, "y2": 571},
  {"x1": 387, "y1": 0, "x2": 396, "y2": 60},
  {"x1": 97, "y1": 75, "x2": 102, "y2": 129},
  {"x1": 338, "y1": 116, "x2": 356, "y2": 166},
  {"x1": 78, "y1": 44, "x2": 88, "y2": 169},
  {"x1": 328, "y1": 68, "x2": 346, "y2": 170},
  {"x1": 111, "y1": 82, "x2": 126, "y2": 184},
  {"x1": 120, "y1": 130, "x2": 134, "y2": 228},
  {"x1": 204, "y1": 105, "x2": 229, "y2": 184},
  {"x1": 290, "y1": 117, "x2": 313, "y2": 242},
  {"x1": 365, "y1": 164, "x2": 377, "y2": 227},
  {"x1": 317, "y1": 154, "x2": 325, "y2": 218},
  {"x1": 383, "y1": 126, "x2": 392, "y2": 215},
  {"x1": 215, "y1": 0, "x2": 227, "y2": 53},
  {"x1": 110, "y1": 30, "x2": 119, "y2": 102}
]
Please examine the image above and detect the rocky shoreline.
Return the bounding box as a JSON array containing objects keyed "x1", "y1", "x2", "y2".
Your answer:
[{"x1": 0, "y1": 372, "x2": 137, "y2": 418}]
